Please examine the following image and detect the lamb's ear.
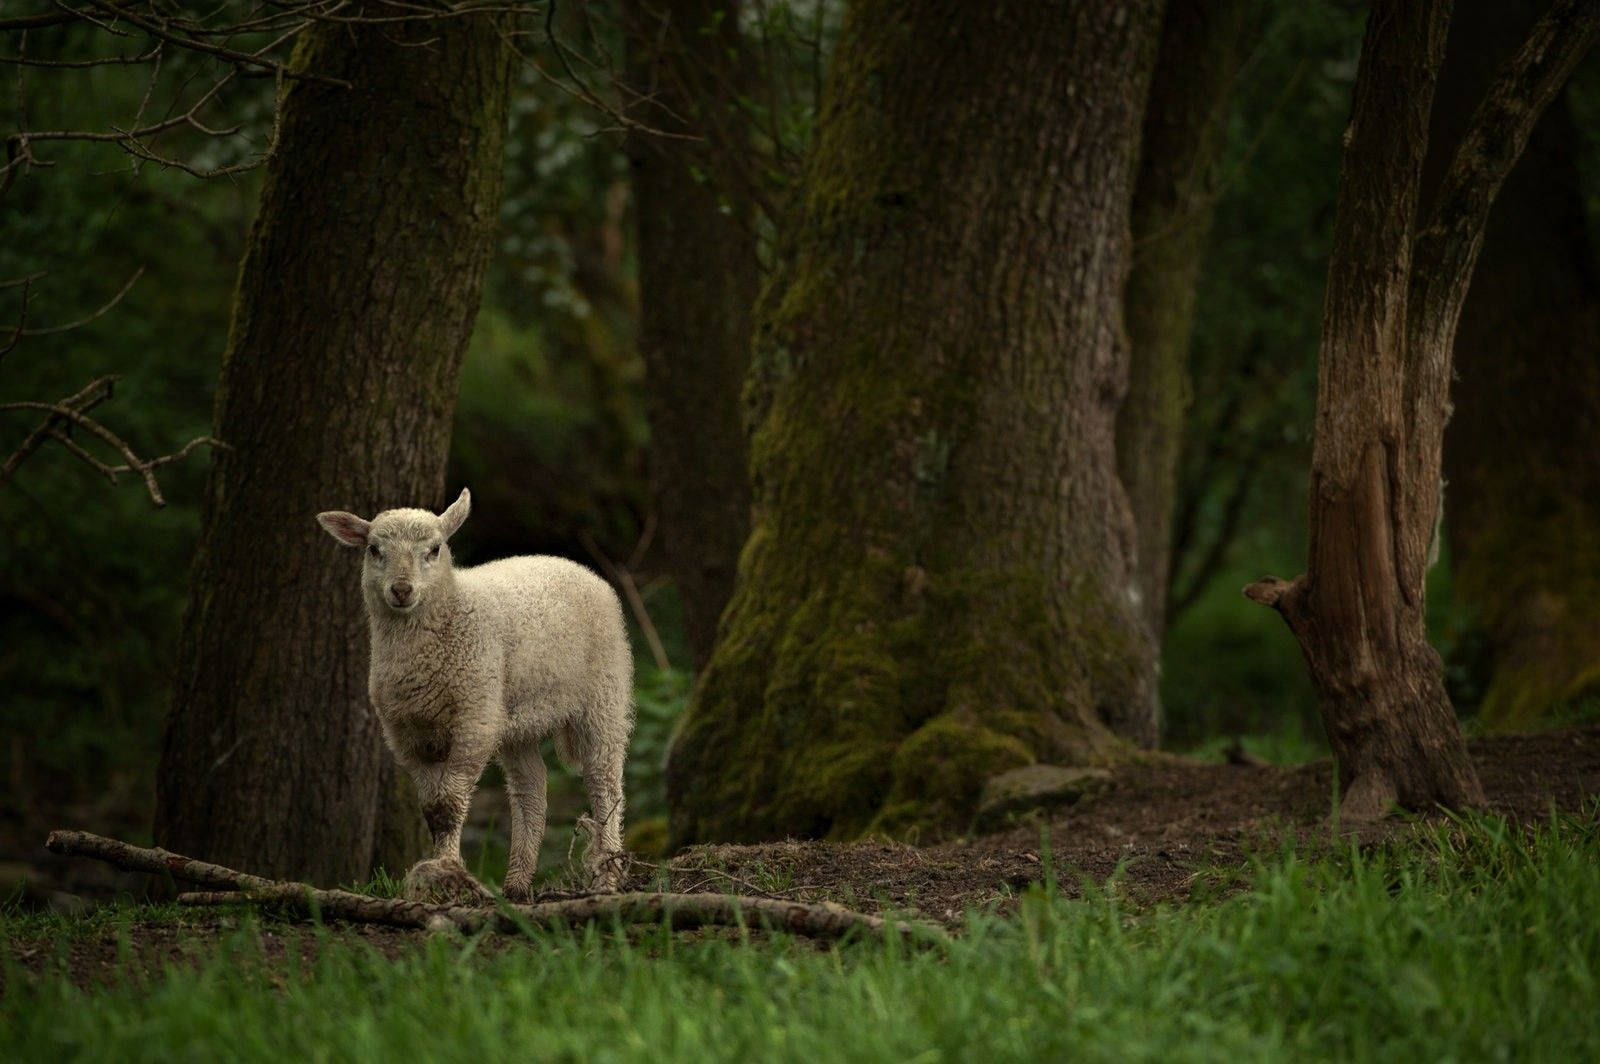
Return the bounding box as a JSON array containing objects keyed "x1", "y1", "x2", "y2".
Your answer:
[
  {"x1": 439, "y1": 487, "x2": 471, "y2": 541},
  {"x1": 317, "y1": 511, "x2": 371, "y2": 547}
]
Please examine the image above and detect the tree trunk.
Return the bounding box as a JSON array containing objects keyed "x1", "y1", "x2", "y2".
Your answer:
[
  {"x1": 155, "y1": 14, "x2": 513, "y2": 884},
  {"x1": 1246, "y1": 0, "x2": 1598, "y2": 819},
  {"x1": 1118, "y1": 0, "x2": 1248, "y2": 666},
  {"x1": 1427, "y1": 1, "x2": 1600, "y2": 731},
  {"x1": 623, "y1": 0, "x2": 759, "y2": 673},
  {"x1": 666, "y1": 0, "x2": 1163, "y2": 848}
]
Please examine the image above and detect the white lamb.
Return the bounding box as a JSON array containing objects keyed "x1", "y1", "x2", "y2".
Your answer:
[{"x1": 317, "y1": 488, "x2": 634, "y2": 901}]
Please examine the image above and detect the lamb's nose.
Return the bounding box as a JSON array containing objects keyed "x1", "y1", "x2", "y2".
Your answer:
[{"x1": 390, "y1": 581, "x2": 414, "y2": 605}]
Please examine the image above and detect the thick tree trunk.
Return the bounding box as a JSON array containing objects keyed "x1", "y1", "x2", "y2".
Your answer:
[
  {"x1": 1118, "y1": 0, "x2": 1248, "y2": 665},
  {"x1": 1247, "y1": 0, "x2": 1598, "y2": 819},
  {"x1": 623, "y1": 0, "x2": 758, "y2": 673},
  {"x1": 666, "y1": 0, "x2": 1162, "y2": 847},
  {"x1": 1427, "y1": 1, "x2": 1600, "y2": 731},
  {"x1": 155, "y1": 13, "x2": 512, "y2": 884}
]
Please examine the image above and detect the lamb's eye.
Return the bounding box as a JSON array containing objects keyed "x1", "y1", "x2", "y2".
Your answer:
[
  {"x1": 368, "y1": 544, "x2": 381, "y2": 560},
  {"x1": 427, "y1": 544, "x2": 440, "y2": 561}
]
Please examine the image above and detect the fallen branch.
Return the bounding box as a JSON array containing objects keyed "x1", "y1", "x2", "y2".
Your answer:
[{"x1": 45, "y1": 830, "x2": 941, "y2": 943}]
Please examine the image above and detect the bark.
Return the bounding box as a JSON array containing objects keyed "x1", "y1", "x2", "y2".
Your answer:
[
  {"x1": 1426, "y1": 1, "x2": 1600, "y2": 731},
  {"x1": 666, "y1": 0, "x2": 1163, "y2": 847},
  {"x1": 155, "y1": 12, "x2": 513, "y2": 884},
  {"x1": 1118, "y1": 0, "x2": 1249, "y2": 658},
  {"x1": 623, "y1": 0, "x2": 759, "y2": 672},
  {"x1": 1246, "y1": 0, "x2": 1599, "y2": 819}
]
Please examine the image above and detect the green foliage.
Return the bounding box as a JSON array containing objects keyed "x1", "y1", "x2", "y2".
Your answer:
[
  {"x1": 1160, "y1": 4, "x2": 1369, "y2": 748},
  {"x1": 1162, "y1": 560, "x2": 1321, "y2": 758},
  {"x1": 6, "y1": 811, "x2": 1600, "y2": 1061},
  {"x1": 627, "y1": 664, "x2": 694, "y2": 827},
  {"x1": 0, "y1": 33, "x2": 254, "y2": 823}
]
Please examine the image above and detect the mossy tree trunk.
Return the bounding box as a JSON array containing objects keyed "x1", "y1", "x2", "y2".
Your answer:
[
  {"x1": 155, "y1": 13, "x2": 513, "y2": 883},
  {"x1": 1247, "y1": 0, "x2": 1598, "y2": 819},
  {"x1": 1116, "y1": 0, "x2": 1249, "y2": 731},
  {"x1": 1427, "y1": 0, "x2": 1600, "y2": 731},
  {"x1": 623, "y1": 0, "x2": 758, "y2": 673},
  {"x1": 666, "y1": 0, "x2": 1163, "y2": 847}
]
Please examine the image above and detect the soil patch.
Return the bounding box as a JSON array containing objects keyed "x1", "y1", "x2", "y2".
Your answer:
[{"x1": 645, "y1": 724, "x2": 1600, "y2": 922}]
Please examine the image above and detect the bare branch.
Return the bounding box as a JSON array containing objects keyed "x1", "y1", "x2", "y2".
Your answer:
[
  {"x1": 44, "y1": 829, "x2": 943, "y2": 942},
  {"x1": 0, "y1": 376, "x2": 226, "y2": 506},
  {"x1": 18, "y1": 267, "x2": 143, "y2": 336},
  {"x1": 73, "y1": 0, "x2": 346, "y2": 85},
  {"x1": 0, "y1": 45, "x2": 161, "y2": 68},
  {"x1": 0, "y1": 10, "x2": 81, "y2": 31},
  {"x1": 581, "y1": 529, "x2": 671, "y2": 671},
  {"x1": 0, "y1": 275, "x2": 37, "y2": 363},
  {"x1": 1409, "y1": 0, "x2": 1600, "y2": 352},
  {"x1": 0, "y1": 375, "x2": 117, "y2": 482}
]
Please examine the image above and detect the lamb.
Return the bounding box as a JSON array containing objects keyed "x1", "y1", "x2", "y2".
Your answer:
[{"x1": 316, "y1": 488, "x2": 634, "y2": 902}]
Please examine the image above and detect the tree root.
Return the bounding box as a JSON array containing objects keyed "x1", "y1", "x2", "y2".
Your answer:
[{"x1": 44, "y1": 830, "x2": 942, "y2": 943}]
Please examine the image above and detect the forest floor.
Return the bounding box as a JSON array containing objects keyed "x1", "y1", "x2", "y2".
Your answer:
[{"x1": 5, "y1": 723, "x2": 1597, "y2": 989}]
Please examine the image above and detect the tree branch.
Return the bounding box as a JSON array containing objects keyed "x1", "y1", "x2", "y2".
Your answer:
[
  {"x1": 44, "y1": 829, "x2": 942, "y2": 942},
  {"x1": 1410, "y1": 0, "x2": 1600, "y2": 352},
  {"x1": 0, "y1": 377, "x2": 226, "y2": 505}
]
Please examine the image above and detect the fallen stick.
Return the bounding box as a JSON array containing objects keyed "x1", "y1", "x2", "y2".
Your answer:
[{"x1": 45, "y1": 829, "x2": 941, "y2": 943}]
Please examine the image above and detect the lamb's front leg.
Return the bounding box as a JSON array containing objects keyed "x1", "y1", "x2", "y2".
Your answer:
[
  {"x1": 402, "y1": 759, "x2": 492, "y2": 905},
  {"x1": 500, "y1": 742, "x2": 547, "y2": 903}
]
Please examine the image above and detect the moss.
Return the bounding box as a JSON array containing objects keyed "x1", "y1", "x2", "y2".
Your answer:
[
  {"x1": 1460, "y1": 498, "x2": 1600, "y2": 732},
  {"x1": 870, "y1": 712, "x2": 1034, "y2": 838},
  {"x1": 666, "y1": 0, "x2": 1158, "y2": 846},
  {"x1": 668, "y1": 551, "x2": 1137, "y2": 847},
  {"x1": 625, "y1": 817, "x2": 669, "y2": 859}
]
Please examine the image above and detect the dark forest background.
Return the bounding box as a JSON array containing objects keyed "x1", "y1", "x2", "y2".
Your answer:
[{"x1": 3, "y1": 0, "x2": 1598, "y2": 865}]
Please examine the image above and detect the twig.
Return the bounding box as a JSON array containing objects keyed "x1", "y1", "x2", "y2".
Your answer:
[
  {"x1": 643, "y1": 856, "x2": 822, "y2": 900},
  {"x1": 175, "y1": 885, "x2": 930, "y2": 941},
  {"x1": 0, "y1": 376, "x2": 226, "y2": 505},
  {"x1": 0, "y1": 375, "x2": 116, "y2": 479},
  {"x1": 44, "y1": 829, "x2": 939, "y2": 942},
  {"x1": 18, "y1": 267, "x2": 143, "y2": 336},
  {"x1": 75, "y1": 0, "x2": 347, "y2": 86},
  {"x1": 580, "y1": 529, "x2": 671, "y2": 671}
]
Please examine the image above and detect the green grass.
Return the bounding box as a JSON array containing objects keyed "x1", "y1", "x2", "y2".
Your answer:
[{"x1": 6, "y1": 810, "x2": 1598, "y2": 1062}]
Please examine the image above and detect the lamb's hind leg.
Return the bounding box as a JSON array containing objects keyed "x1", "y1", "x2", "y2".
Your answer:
[
  {"x1": 500, "y1": 742, "x2": 548, "y2": 903},
  {"x1": 573, "y1": 731, "x2": 627, "y2": 892}
]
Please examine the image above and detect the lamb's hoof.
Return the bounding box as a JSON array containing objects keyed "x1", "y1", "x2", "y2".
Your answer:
[
  {"x1": 502, "y1": 881, "x2": 533, "y2": 905},
  {"x1": 403, "y1": 858, "x2": 492, "y2": 906},
  {"x1": 584, "y1": 850, "x2": 628, "y2": 894}
]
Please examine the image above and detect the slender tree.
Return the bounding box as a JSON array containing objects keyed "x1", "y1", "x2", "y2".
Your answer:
[
  {"x1": 622, "y1": 0, "x2": 759, "y2": 672},
  {"x1": 156, "y1": 12, "x2": 513, "y2": 882},
  {"x1": 1118, "y1": 0, "x2": 1249, "y2": 661},
  {"x1": 666, "y1": 0, "x2": 1163, "y2": 847},
  {"x1": 1246, "y1": 0, "x2": 1598, "y2": 819},
  {"x1": 1427, "y1": 0, "x2": 1600, "y2": 731}
]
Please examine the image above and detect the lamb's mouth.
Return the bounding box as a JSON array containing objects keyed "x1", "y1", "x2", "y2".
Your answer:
[{"x1": 387, "y1": 597, "x2": 418, "y2": 613}]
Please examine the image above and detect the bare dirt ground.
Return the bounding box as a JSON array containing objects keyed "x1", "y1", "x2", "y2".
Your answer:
[
  {"x1": 652, "y1": 724, "x2": 1600, "y2": 922},
  {"x1": 7, "y1": 724, "x2": 1598, "y2": 986}
]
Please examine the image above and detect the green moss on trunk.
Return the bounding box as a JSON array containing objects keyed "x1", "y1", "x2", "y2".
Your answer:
[{"x1": 666, "y1": 0, "x2": 1162, "y2": 847}]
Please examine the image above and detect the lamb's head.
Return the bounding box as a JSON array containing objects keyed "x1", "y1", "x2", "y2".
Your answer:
[{"x1": 316, "y1": 488, "x2": 472, "y2": 618}]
